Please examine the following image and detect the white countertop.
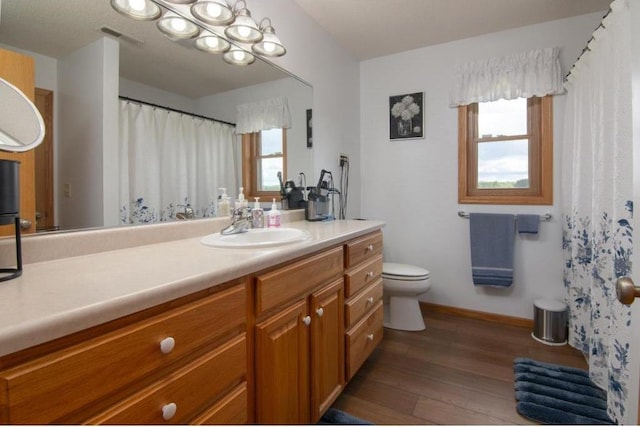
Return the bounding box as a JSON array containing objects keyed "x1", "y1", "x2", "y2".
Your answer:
[{"x1": 0, "y1": 219, "x2": 384, "y2": 357}]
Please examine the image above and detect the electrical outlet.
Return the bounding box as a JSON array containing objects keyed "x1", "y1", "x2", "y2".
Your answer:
[{"x1": 339, "y1": 154, "x2": 349, "y2": 166}]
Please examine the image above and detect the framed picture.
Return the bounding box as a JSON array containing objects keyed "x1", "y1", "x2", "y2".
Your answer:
[
  {"x1": 389, "y1": 92, "x2": 424, "y2": 140},
  {"x1": 306, "y1": 109, "x2": 313, "y2": 148}
]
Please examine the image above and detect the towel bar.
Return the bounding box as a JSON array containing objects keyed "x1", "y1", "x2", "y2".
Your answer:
[{"x1": 457, "y1": 211, "x2": 552, "y2": 221}]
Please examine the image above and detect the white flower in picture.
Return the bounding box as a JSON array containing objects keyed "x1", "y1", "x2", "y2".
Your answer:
[
  {"x1": 389, "y1": 92, "x2": 424, "y2": 140},
  {"x1": 391, "y1": 95, "x2": 420, "y2": 120}
]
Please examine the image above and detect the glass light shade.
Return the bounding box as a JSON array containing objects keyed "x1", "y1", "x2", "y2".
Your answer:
[
  {"x1": 111, "y1": 0, "x2": 162, "y2": 21},
  {"x1": 191, "y1": 0, "x2": 234, "y2": 25},
  {"x1": 252, "y1": 26, "x2": 286, "y2": 57},
  {"x1": 157, "y1": 13, "x2": 201, "y2": 39},
  {"x1": 224, "y1": 8, "x2": 262, "y2": 43},
  {"x1": 163, "y1": 0, "x2": 197, "y2": 3},
  {"x1": 222, "y1": 46, "x2": 255, "y2": 66},
  {"x1": 194, "y1": 34, "x2": 231, "y2": 54}
]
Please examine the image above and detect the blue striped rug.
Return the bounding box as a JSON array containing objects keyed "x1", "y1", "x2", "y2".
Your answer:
[
  {"x1": 319, "y1": 408, "x2": 373, "y2": 425},
  {"x1": 514, "y1": 358, "x2": 614, "y2": 424}
]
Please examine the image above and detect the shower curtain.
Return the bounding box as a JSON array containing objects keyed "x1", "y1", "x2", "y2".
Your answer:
[
  {"x1": 118, "y1": 100, "x2": 238, "y2": 224},
  {"x1": 561, "y1": 0, "x2": 632, "y2": 422}
]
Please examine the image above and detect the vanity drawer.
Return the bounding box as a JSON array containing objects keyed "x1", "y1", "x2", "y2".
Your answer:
[
  {"x1": 344, "y1": 254, "x2": 383, "y2": 298},
  {"x1": 344, "y1": 231, "x2": 383, "y2": 269},
  {"x1": 88, "y1": 334, "x2": 247, "y2": 424},
  {"x1": 345, "y1": 301, "x2": 383, "y2": 381},
  {"x1": 191, "y1": 383, "x2": 248, "y2": 425},
  {"x1": 256, "y1": 246, "x2": 343, "y2": 316},
  {"x1": 345, "y1": 279, "x2": 383, "y2": 329},
  {"x1": 0, "y1": 284, "x2": 246, "y2": 424}
]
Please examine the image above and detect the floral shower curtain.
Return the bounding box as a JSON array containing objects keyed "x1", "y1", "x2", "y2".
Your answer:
[
  {"x1": 119, "y1": 100, "x2": 238, "y2": 224},
  {"x1": 561, "y1": 0, "x2": 632, "y2": 422}
]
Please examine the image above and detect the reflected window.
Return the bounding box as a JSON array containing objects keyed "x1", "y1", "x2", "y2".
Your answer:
[
  {"x1": 458, "y1": 96, "x2": 553, "y2": 205},
  {"x1": 242, "y1": 128, "x2": 287, "y2": 199}
]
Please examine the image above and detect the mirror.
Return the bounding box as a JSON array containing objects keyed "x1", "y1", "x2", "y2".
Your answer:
[
  {"x1": 0, "y1": 0, "x2": 312, "y2": 231},
  {"x1": 0, "y1": 77, "x2": 45, "y2": 152}
]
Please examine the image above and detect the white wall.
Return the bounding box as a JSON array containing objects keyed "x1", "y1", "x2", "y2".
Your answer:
[
  {"x1": 245, "y1": 0, "x2": 362, "y2": 218},
  {"x1": 360, "y1": 12, "x2": 605, "y2": 319},
  {"x1": 58, "y1": 37, "x2": 119, "y2": 230}
]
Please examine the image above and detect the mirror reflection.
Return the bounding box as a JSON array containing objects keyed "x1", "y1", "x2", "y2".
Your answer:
[{"x1": 0, "y1": 0, "x2": 313, "y2": 233}]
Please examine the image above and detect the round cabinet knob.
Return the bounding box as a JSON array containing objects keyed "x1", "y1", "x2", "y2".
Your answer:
[
  {"x1": 302, "y1": 315, "x2": 311, "y2": 326},
  {"x1": 366, "y1": 333, "x2": 374, "y2": 341},
  {"x1": 367, "y1": 271, "x2": 374, "y2": 279},
  {"x1": 162, "y1": 402, "x2": 177, "y2": 421},
  {"x1": 366, "y1": 244, "x2": 374, "y2": 252},
  {"x1": 159, "y1": 337, "x2": 176, "y2": 354},
  {"x1": 20, "y1": 219, "x2": 32, "y2": 229},
  {"x1": 316, "y1": 307, "x2": 324, "y2": 317},
  {"x1": 366, "y1": 296, "x2": 374, "y2": 304}
]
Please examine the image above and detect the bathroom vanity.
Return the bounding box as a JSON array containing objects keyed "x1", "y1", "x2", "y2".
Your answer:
[{"x1": 0, "y1": 217, "x2": 384, "y2": 424}]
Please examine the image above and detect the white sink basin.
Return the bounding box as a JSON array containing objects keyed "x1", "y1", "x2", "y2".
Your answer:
[{"x1": 200, "y1": 227, "x2": 311, "y2": 249}]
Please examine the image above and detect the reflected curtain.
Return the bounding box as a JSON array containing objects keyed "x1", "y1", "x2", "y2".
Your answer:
[
  {"x1": 449, "y1": 47, "x2": 564, "y2": 107},
  {"x1": 561, "y1": 0, "x2": 632, "y2": 422},
  {"x1": 118, "y1": 100, "x2": 237, "y2": 224},
  {"x1": 235, "y1": 96, "x2": 291, "y2": 134}
]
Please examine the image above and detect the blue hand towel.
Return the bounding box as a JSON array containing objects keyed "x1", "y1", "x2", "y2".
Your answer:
[
  {"x1": 469, "y1": 213, "x2": 515, "y2": 287},
  {"x1": 517, "y1": 214, "x2": 540, "y2": 234}
]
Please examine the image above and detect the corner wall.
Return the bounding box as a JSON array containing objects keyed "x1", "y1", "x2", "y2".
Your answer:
[{"x1": 360, "y1": 12, "x2": 606, "y2": 318}]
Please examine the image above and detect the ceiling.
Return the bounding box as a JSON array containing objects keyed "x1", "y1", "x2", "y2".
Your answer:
[
  {"x1": 0, "y1": 0, "x2": 611, "y2": 98},
  {"x1": 293, "y1": 0, "x2": 611, "y2": 61}
]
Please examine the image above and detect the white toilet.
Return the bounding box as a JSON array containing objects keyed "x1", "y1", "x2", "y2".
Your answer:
[{"x1": 382, "y1": 262, "x2": 431, "y2": 331}]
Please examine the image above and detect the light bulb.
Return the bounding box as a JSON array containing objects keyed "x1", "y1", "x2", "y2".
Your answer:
[
  {"x1": 233, "y1": 50, "x2": 246, "y2": 61},
  {"x1": 129, "y1": 0, "x2": 146, "y2": 11},
  {"x1": 206, "y1": 3, "x2": 222, "y2": 18},
  {"x1": 171, "y1": 18, "x2": 187, "y2": 32},
  {"x1": 237, "y1": 26, "x2": 251, "y2": 38},
  {"x1": 205, "y1": 37, "x2": 220, "y2": 48},
  {"x1": 263, "y1": 42, "x2": 275, "y2": 53}
]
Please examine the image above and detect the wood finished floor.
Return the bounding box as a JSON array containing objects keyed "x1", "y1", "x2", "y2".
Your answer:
[{"x1": 332, "y1": 310, "x2": 587, "y2": 425}]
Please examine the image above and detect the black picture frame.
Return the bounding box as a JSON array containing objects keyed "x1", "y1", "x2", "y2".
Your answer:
[
  {"x1": 306, "y1": 109, "x2": 313, "y2": 148},
  {"x1": 389, "y1": 92, "x2": 424, "y2": 140}
]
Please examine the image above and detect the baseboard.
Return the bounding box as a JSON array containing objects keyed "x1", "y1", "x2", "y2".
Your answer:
[{"x1": 419, "y1": 301, "x2": 533, "y2": 329}]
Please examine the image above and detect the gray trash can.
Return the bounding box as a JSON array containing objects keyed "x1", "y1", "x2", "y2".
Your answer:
[{"x1": 532, "y1": 298, "x2": 567, "y2": 345}]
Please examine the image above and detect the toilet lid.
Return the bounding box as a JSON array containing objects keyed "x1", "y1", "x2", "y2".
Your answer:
[{"x1": 382, "y1": 262, "x2": 430, "y2": 280}]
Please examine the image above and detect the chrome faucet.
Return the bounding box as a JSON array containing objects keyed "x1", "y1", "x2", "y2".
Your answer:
[{"x1": 220, "y1": 208, "x2": 252, "y2": 235}]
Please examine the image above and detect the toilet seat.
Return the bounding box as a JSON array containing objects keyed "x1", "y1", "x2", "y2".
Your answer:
[{"x1": 382, "y1": 262, "x2": 430, "y2": 281}]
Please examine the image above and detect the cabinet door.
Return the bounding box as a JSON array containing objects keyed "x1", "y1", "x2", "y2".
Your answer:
[
  {"x1": 310, "y1": 278, "x2": 345, "y2": 422},
  {"x1": 255, "y1": 298, "x2": 310, "y2": 424}
]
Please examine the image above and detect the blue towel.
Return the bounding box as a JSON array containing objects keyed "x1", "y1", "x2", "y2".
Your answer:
[
  {"x1": 469, "y1": 213, "x2": 515, "y2": 287},
  {"x1": 517, "y1": 214, "x2": 540, "y2": 234}
]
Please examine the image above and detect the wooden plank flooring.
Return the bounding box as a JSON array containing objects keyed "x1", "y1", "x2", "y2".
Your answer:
[{"x1": 332, "y1": 310, "x2": 587, "y2": 425}]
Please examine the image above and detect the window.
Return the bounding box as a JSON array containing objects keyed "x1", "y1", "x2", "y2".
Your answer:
[
  {"x1": 458, "y1": 95, "x2": 553, "y2": 205},
  {"x1": 242, "y1": 128, "x2": 287, "y2": 199}
]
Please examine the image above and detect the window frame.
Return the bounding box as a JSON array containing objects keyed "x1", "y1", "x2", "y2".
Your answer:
[
  {"x1": 458, "y1": 95, "x2": 553, "y2": 205},
  {"x1": 241, "y1": 128, "x2": 287, "y2": 200}
]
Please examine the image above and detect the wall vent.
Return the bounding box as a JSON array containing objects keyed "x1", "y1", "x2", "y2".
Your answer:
[{"x1": 99, "y1": 26, "x2": 143, "y2": 47}]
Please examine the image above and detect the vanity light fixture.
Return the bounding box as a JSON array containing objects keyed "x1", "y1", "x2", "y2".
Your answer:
[
  {"x1": 222, "y1": 45, "x2": 256, "y2": 66},
  {"x1": 156, "y1": 12, "x2": 201, "y2": 39},
  {"x1": 111, "y1": 0, "x2": 162, "y2": 20},
  {"x1": 110, "y1": 0, "x2": 286, "y2": 65},
  {"x1": 224, "y1": 1, "x2": 262, "y2": 43},
  {"x1": 194, "y1": 32, "x2": 231, "y2": 54},
  {"x1": 191, "y1": 0, "x2": 234, "y2": 25},
  {"x1": 251, "y1": 18, "x2": 286, "y2": 57}
]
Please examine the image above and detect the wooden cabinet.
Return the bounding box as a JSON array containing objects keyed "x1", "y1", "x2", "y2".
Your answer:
[
  {"x1": 254, "y1": 247, "x2": 345, "y2": 424},
  {"x1": 344, "y1": 231, "x2": 384, "y2": 380},
  {"x1": 0, "y1": 282, "x2": 247, "y2": 424}
]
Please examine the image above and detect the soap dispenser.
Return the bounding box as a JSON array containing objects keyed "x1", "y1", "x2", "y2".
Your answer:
[
  {"x1": 217, "y1": 188, "x2": 230, "y2": 217},
  {"x1": 251, "y1": 197, "x2": 264, "y2": 228},
  {"x1": 235, "y1": 187, "x2": 248, "y2": 211},
  {"x1": 267, "y1": 198, "x2": 281, "y2": 228}
]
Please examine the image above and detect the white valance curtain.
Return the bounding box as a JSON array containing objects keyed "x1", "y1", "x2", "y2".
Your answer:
[
  {"x1": 561, "y1": 0, "x2": 632, "y2": 423},
  {"x1": 119, "y1": 100, "x2": 237, "y2": 224},
  {"x1": 235, "y1": 96, "x2": 291, "y2": 134},
  {"x1": 449, "y1": 47, "x2": 564, "y2": 107}
]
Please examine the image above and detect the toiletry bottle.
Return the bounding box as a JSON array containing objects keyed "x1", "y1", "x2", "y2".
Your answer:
[
  {"x1": 235, "y1": 187, "x2": 248, "y2": 211},
  {"x1": 217, "y1": 188, "x2": 230, "y2": 217},
  {"x1": 267, "y1": 198, "x2": 281, "y2": 228},
  {"x1": 251, "y1": 197, "x2": 264, "y2": 228}
]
